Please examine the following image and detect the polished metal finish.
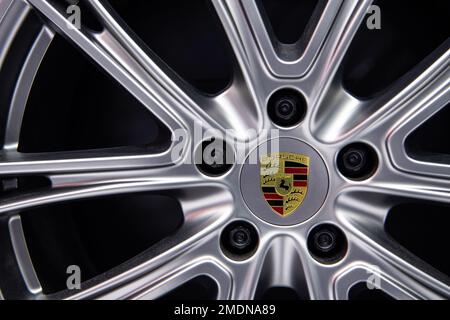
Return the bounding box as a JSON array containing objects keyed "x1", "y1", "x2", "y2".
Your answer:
[
  {"x1": 0, "y1": 0, "x2": 448, "y2": 300},
  {"x1": 8, "y1": 216, "x2": 42, "y2": 295},
  {"x1": 240, "y1": 0, "x2": 343, "y2": 77}
]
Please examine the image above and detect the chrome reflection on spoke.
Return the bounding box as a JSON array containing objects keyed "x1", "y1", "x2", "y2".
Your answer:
[{"x1": 0, "y1": 0, "x2": 448, "y2": 300}]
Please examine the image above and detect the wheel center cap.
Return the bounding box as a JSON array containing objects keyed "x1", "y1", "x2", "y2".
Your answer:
[{"x1": 240, "y1": 138, "x2": 329, "y2": 226}]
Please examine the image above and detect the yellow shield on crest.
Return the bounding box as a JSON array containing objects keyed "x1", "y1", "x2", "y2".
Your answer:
[{"x1": 260, "y1": 153, "x2": 309, "y2": 217}]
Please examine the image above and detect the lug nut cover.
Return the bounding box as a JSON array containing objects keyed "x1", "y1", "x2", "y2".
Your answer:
[
  {"x1": 337, "y1": 143, "x2": 378, "y2": 180},
  {"x1": 308, "y1": 224, "x2": 347, "y2": 264},
  {"x1": 221, "y1": 221, "x2": 259, "y2": 260},
  {"x1": 268, "y1": 88, "x2": 307, "y2": 127}
]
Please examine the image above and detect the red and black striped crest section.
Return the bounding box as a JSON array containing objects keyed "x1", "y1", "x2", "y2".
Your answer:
[
  {"x1": 262, "y1": 186, "x2": 283, "y2": 215},
  {"x1": 284, "y1": 161, "x2": 308, "y2": 187}
]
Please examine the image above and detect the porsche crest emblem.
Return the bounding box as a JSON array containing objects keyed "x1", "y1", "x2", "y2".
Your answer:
[{"x1": 260, "y1": 153, "x2": 309, "y2": 217}]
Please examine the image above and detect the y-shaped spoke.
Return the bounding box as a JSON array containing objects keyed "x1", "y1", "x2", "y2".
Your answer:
[{"x1": 336, "y1": 187, "x2": 450, "y2": 299}]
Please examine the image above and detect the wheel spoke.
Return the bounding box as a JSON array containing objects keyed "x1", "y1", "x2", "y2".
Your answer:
[
  {"x1": 94, "y1": 231, "x2": 231, "y2": 300},
  {"x1": 227, "y1": 235, "x2": 310, "y2": 300},
  {"x1": 227, "y1": 248, "x2": 266, "y2": 300},
  {"x1": 309, "y1": 0, "x2": 378, "y2": 141},
  {"x1": 334, "y1": 265, "x2": 416, "y2": 300},
  {"x1": 377, "y1": 170, "x2": 450, "y2": 206},
  {"x1": 64, "y1": 191, "x2": 233, "y2": 300},
  {"x1": 313, "y1": 33, "x2": 449, "y2": 144},
  {"x1": 26, "y1": 0, "x2": 204, "y2": 131},
  {"x1": 342, "y1": 51, "x2": 450, "y2": 144},
  {"x1": 344, "y1": 233, "x2": 449, "y2": 299},
  {"x1": 0, "y1": 162, "x2": 214, "y2": 218},
  {"x1": 6, "y1": 215, "x2": 42, "y2": 297},
  {"x1": 302, "y1": 259, "x2": 336, "y2": 300},
  {"x1": 3, "y1": 23, "x2": 54, "y2": 151},
  {"x1": 255, "y1": 236, "x2": 310, "y2": 299},
  {"x1": 217, "y1": 0, "x2": 343, "y2": 78},
  {"x1": 2, "y1": 0, "x2": 207, "y2": 174},
  {"x1": 0, "y1": 146, "x2": 185, "y2": 175},
  {"x1": 385, "y1": 67, "x2": 449, "y2": 178},
  {"x1": 307, "y1": 0, "x2": 373, "y2": 82},
  {"x1": 336, "y1": 187, "x2": 450, "y2": 299},
  {"x1": 2, "y1": 181, "x2": 233, "y2": 300},
  {"x1": 87, "y1": 0, "x2": 262, "y2": 138},
  {"x1": 212, "y1": 0, "x2": 270, "y2": 90},
  {"x1": 207, "y1": 0, "x2": 264, "y2": 137}
]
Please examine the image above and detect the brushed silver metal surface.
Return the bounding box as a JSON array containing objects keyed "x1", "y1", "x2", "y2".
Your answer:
[
  {"x1": 0, "y1": 0, "x2": 448, "y2": 300},
  {"x1": 240, "y1": 138, "x2": 329, "y2": 226}
]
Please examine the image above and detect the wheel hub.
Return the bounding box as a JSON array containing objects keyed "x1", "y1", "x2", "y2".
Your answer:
[{"x1": 240, "y1": 138, "x2": 329, "y2": 226}]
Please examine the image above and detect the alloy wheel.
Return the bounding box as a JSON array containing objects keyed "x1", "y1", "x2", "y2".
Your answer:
[{"x1": 0, "y1": 0, "x2": 449, "y2": 300}]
